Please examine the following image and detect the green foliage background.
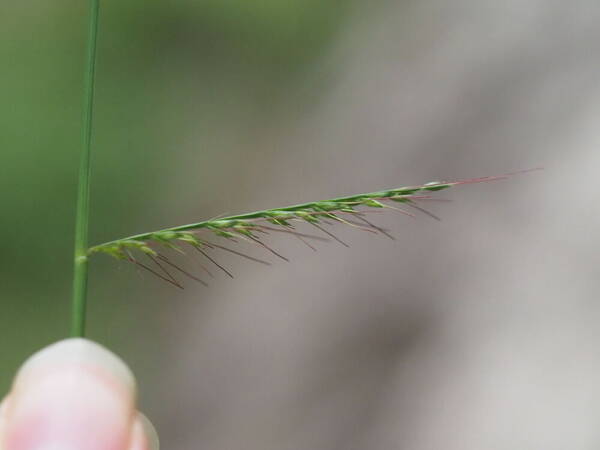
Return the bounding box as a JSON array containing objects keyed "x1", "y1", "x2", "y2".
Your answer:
[{"x1": 0, "y1": 0, "x2": 353, "y2": 395}]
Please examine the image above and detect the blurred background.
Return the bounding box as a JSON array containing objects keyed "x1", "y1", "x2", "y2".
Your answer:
[{"x1": 2, "y1": 0, "x2": 600, "y2": 448}]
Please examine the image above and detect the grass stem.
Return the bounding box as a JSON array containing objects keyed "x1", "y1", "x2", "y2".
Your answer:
[{"x1": 71, "y1": 0, "x2": 100, "y2": 337}]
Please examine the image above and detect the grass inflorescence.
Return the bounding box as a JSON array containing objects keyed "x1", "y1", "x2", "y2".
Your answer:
[{"x1": 88, "y1": 174, "x2": 516, "y2": 288}]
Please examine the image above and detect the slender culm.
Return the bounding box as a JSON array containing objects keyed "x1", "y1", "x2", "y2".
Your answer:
[{"x1": 71, "y1": 0, "x2": 100, "y2": 338}]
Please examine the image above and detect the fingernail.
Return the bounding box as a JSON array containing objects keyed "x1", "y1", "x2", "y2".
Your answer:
[{"x1": 2, "y1": 338, "x2": 137, "y2": 450}]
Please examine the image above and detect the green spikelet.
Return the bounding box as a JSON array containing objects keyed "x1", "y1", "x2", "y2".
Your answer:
[{"x1": 89, "y1": 175, "x2": 510, "y2": 263}]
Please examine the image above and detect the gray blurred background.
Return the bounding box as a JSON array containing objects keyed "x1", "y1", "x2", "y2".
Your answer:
[{"x1": 2, "y1": 0, "x2": 600, "y2": 448}]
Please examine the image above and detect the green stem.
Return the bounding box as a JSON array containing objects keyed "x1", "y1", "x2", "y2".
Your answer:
[{"x1": 71, "y1": 0, "x2": 100, "y2": 338}]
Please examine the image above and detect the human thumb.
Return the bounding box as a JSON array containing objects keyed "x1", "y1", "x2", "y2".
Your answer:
[{"x1": 0, "y1": 338, "x2": 158, "y2": 450}]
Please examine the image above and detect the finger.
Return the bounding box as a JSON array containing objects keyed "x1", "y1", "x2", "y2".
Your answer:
[
  {"x1": 0, "y1": 398, "x2": 9, "y2": 444},
  {"x1": 0, "y1": 338, "x2": 145, "y2": 450},
  {"x1": 127, "y1": 413, "x2": 159, "y2": 450}
]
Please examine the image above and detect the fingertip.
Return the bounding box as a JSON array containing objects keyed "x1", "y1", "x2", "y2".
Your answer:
[
  {"x1": 128, "y1": 413, "x2": 159, "y2": 450},
  {"x1": 14, "y1": 338, "x2": 136, "y2": 396},
  {"x1": 0, "y1": 397, "x2": 9, "y2": 444},
  {"x1": 2, "y1": 338, "x2": 139, "y2": 450}
]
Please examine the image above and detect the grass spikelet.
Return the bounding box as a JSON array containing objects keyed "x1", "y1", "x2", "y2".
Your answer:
[{"x1": 88, "y1": 172, "x2": 530, "y2": 287}]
